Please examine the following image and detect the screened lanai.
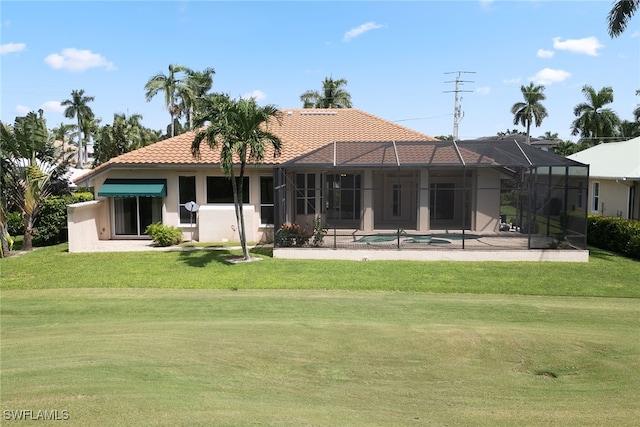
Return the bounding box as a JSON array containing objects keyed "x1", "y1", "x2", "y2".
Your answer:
[{"x1": 273, "y1": 138, "x2": 589, "y2": 252}]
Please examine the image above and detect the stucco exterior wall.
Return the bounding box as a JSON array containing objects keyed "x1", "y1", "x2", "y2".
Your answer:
[
  {"x1": 67, "y1": 200, "x2": 103, "y2": 253},
  {"x1": 591, "y1": 179, "x2": 632, "y2": 218},
  {"x1": 475, "y1": 168, "x2": 502, "y2": 232}
]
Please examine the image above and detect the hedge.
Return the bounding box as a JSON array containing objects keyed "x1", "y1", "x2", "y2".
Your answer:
[
  {"x1": 587, "y1": 214, "x2": 640, "y2": 260},
  {"x1": 32, "y1": 192, "x2": 94, "y2": 246}
]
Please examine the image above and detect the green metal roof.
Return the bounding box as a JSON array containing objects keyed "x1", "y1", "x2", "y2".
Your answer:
[{"x1": 98, "y1": 179, "x2": 167, "y2": 197}]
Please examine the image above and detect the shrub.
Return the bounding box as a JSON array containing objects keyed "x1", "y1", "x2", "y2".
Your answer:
[
  {"x1": 275, "y1": 223, "x2": 309, "y2": 247},
  {"x1": 6, "y1": 212, "x2": 24, "y2": 236},
  {"x1": 145, "y1": 222, "x2": 183, "y2": 247},
  {"x1": 310, "y1": 216, "x2": 328, "y2": 247},
  {"x1": 33, "y1": 192, "x2": 95, "y2": 246},
  {"x1": 587, "y1": 214, "x2": 640, "y2": 260}
]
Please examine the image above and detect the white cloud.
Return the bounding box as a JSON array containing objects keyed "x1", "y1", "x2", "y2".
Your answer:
[
  {"x1": 41, "y1": 101, "x2": 65, "y2": 113},
  {"x1": 476, "y1": 86, "x2": 491, "y2": 95},
  {"x1": 242, "y1": 90, "x2": 266, "y2": 102},
  {"x1": 1, "y1": 42, "x2": 26, "y2": 55},
  {"x1": 503, "y1": 77, "x2": 521, "y2": 85},
  {"x1": 343, "y1": 22, "x2": 384, "y2": 42},
  {"x1": 631, "y1": 30, "x2": 640, "y2": 38},
  {"x1": 537, "y1": 49, "x2": 554, "y2": 59},
  {"x1": 15, "y1": 105, "x2": 31, "y2": 115},
  {"x1": 552, "y1": 36, "x2": 604, "y2": 56},
  {"x1": 530, "y1": 68, "x2": 571, "y2": 85},
  {"x1": 44, "y1": 48, "x2": 115, "y2": 72}
]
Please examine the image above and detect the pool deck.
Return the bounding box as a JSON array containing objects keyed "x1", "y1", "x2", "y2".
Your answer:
[{"x1": 273, "y1": 230, "x2": 589, "y2": 262}]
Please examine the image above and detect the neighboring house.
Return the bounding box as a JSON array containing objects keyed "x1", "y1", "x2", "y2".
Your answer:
[
  {"x1": 69, "y1": 109, "x2": 588, "y2": 252},
  {"x1": 568, "y1": 136, "x2": 640, "y2": 220}
]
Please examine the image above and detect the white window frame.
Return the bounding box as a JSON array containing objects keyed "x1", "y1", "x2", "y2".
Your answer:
[{"x1": 591, "y1": 181, "x2": 600, "y2": 213}]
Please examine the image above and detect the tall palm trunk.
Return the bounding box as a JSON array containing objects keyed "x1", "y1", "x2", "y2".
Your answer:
[
  {"x1": 76, "y1": 116, "x2": 83, "y2": 168},
  {"x1": 231, "y1": 152, "x2": 250, "y2": 260},
  {"x1": 22, "y1": 213, "x2": 33, "y2": 251},
  {"x1": 0, "y1": 225, "x2": 9, "y2": 257}
]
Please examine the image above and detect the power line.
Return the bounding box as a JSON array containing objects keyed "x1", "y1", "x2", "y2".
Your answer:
[{"x1": 444, "y1": 71, "x2": 475, "y2": 141}]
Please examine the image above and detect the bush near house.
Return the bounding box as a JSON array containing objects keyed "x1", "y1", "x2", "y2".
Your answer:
[
  {"x1": 275, "y1": 223, "x2": 310, "y2": 247},
  {"x1": 145, "y1": 222, "x2": 183, "y2": 247},
  {"x1": 587, "y1": 214, "x2": 640, "y2": 260},
  {"x1": 33, "y1": 192, "x2": 94, "y2": 246}
]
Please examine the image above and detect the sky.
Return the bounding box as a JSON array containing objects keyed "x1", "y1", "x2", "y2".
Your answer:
[{"x1": 1, "y1": 0, "x2": 639, "y2": 142}]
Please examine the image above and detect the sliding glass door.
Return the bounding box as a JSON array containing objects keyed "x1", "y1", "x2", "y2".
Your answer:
[{"x1": 113, "y1": 197, "x2": 163, "y2": 237}]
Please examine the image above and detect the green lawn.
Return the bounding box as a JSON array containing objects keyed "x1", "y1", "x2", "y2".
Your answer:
[{"x1": 1, "y1": 244, "x2": 639, "y2": 425}]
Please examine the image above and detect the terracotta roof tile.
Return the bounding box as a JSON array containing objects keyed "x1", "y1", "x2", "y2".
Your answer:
[{"x1": 78, "y1": 109, "x2": 438, "y2": 181}]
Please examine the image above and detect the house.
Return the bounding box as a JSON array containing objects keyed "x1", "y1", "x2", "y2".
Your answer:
[
  {"x1": 567, "y1": 136, "x2": 640, "y2": 220},
  {"x1": 69, "y1": 108, "x2": 588, "y2": 256}
]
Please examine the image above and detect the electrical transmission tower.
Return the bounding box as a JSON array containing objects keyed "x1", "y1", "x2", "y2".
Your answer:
[{"x1": 444, "y1": 71, "x2": 475, "y2": 141}]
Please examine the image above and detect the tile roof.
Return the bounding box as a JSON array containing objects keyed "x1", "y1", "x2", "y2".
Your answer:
[{"x1": 76, "y1": 109, "x2": 438, "y2": 181}]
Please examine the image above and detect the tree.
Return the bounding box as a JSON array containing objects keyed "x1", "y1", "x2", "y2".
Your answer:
[
  {"x1": 300, "y1": 77, "x2": 353, "y2": 109},
  {"x1": 191, "y1": 95, "x2": 283, "y2": 260},
  {"x1": 0, "y1": 111, "x2": 62, "y2": 251},
  {"x1": 552, "y1": 140, "x2": 578, "y2": 157},
  {"x1": 145, "y1": 64, "x2": 191, "y2": 138},
  {"x1": 93, "y1": 113, "x2": 159, "y2": 166},
  {"x1": 61, "y1": 89, "x2": 95, "y2": 168},
  {"x1": 180, "y1": 67, "x2": 216, "y2": 130},
  {"x1": 51, "y1": 122, "x2": 76, "y2": 163},
  {"x1": 634, "y1": 89, "x2": 640, "y2": 122},
  {"x1": 608, "y1": 0, "x2": 639, "y2": 37},
  {"x1": 571, "y1": 85, "x2": 621, "y2": 145},
  {"x1": 510, "y1": 82, "x2": 548, "y2": 145}
]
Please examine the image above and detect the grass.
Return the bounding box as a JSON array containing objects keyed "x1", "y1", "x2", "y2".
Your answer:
[
  {"x1": 1, "y1": 243, "x2": 639, "y2": 425},
  {"x1": 1, "y1": 243, "x2": 638, "y2": 297}
]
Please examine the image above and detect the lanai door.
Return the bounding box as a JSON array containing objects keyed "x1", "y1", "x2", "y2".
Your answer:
[{"x1": 374, "y1": 172, "x2": 417, "y2": 229}]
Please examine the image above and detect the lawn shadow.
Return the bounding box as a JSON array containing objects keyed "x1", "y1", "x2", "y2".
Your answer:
[
  {"x1": 177, "y1": 248, "x2": 237, "y2": 267},
  {"x1": 176, "y1": 245, "x2": 273, "y2": 267},
  {"x1": 588, "y1": 246, "x2": 637, "y2": 262}
]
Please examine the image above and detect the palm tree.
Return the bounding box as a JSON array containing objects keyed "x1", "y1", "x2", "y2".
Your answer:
[
  {"x1": 571, "y1": 85, "x2": 621, "y2": 145},
  {"x1": 608, "y1": 0, "x2": 639, "y2": 37},
  {"x1": 51, "y1": 122, "x2": 76, "y2": 163},
  {"x1": 300, "y1": 77, "x2": 353, "y2": 109},
  {"x1": 145, "y1": 64, "x2": 191, "y2": 138},
  {"x1": 61, "y1": 89, "x2": 95, "y2": 168},
  {"x1": 510, "y1": 82, "x2": 548, "y2": 145},
  {"x1": 633, "y1": 89, "x2": 639, "y2": 122},
  {"x1": 553, "y1": 140, "x2": 578, "y2": 157},
  {"x1": 180, "y1": 67, "x2": 216, "y2": 130},
  {"x1": 191, "y1": 95, "x2": 283, "y2": 260},
  {"x1": 0, "y1": 110, "x2": 60, "y2": 251}
]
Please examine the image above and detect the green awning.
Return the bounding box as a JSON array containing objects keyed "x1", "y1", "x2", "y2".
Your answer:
[{"x1": 98, "y1": 179, "x2": 167, "y2": 197}]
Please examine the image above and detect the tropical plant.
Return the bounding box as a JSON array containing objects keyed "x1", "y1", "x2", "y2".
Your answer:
[
  {"x1": 571, "y1": 85, "x2": 621, "y2": 145},
  {"x1": 93, "y1": 113, "x2": 159, "y2": 166},
  {"x1": 180, "y1": 67, "x2": 216, "y2": 130},
  {"x1": 300, "y1": 77, "x2": 353, "y2": 109},
  {"x1": 50, "y1": 122, "x2": 77, "y2": 163},
  {"x1": 0, "y1": 111, "x2": 63, "y2": 251},
  {"x1": 145, "y1": 64, "x2": 191, "y2": 138},
  {"x1": 608, "y1": 0, "x2": 639, "y2": 37},
  {"x1": 552, "y1": 140, "x2": 578, "y2": 157},
  {"x1": 191, "y1": 95, "x2": 283, "y2": 260},
  {"x1": 61, "y1": 89, "x2": 95, "y2": 168},
  {"x1": 510, "y1": 82, "x2": 548, "y2": 145},
  {"x1": 634, "y1": 89, "x2": 640, "y2": 122},
  {"x1": 617, "y1": 120, "x2": 640, "y2": 140}
]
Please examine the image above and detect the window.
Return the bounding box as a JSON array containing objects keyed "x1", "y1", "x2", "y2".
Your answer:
[
  {"x1": 207, "y1": 176, "x2": 249, "y2": 204},
  {"x1": 260, "y1": 176, "x2": 274, "y2": 225},
  {"x1": 325, "y1": 173, "x2": 361, "y2": 221},
  {"x1": 592, "y1": 182, "x2": 600, "y2": 213},
  {"x1": 296, "y1": 173, "x2": 317, "y2": 215},
  {"x1": 430, "y1": 183, "x2": 455, "y2": 221},
  {"x1": 114, "y1": 197, "x2": 162, "y2": 236},
  {"x1": 392, "y1": 184, "x2": 402, "y2": 217},
  {"x1": 178, "y1": 176, "x2": 196, "y2": 224}
]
